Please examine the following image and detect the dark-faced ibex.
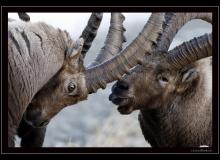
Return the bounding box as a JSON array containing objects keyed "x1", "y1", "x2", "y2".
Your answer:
[{"x1": 109, "y1": 13, "x2": 212, "y2": 147}]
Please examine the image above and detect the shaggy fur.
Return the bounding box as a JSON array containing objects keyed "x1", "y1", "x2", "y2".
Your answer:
[
  {"x1": 8, "y1": 20, "x2": 71, "y2": 147},
  {"x1": 110, "y1": 56, "x2": 212, "y2": 147}
]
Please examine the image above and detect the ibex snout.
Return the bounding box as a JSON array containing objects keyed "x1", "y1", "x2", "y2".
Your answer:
[
  {"x1": 23, "y1": 106, "x2": 49, "y2": 128},
  {"x1": 115, "y1": 80, "x2": 129, "y2": 90},
  {"x1": 109, "y1": 80, "x2": 135, "y2": 114}
]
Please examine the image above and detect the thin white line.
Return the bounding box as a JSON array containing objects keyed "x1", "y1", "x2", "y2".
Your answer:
[
  {"x1": 1, "y1": 6, "x2": 3, "y2": 154},
  {"x1": 217, "y1": 6, "x2": 219, "y2": 154},
  {"x1": 1, "y1": 6, "x2": 219, "y2": 8}
]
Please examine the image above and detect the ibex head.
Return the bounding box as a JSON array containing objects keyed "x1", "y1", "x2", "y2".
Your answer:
[
  {"x1": 109, "y1": 13, "x2": 212, "y2": 114},
  {"x1": 22, "y1": 13, "x2": 167, "y2": 127},
  {"x1": 24, "y1": 38, "x2": 87, "y2": 126}
]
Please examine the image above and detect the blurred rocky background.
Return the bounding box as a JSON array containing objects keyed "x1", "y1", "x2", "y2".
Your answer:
[{"x1": 8, "y1": 13, "x2": 212, "y2": 147}]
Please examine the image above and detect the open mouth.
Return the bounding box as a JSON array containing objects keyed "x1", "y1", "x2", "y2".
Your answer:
[
  {"x1": 37, "y1": 120, "x2": 50, "y2": 127},
  {"x1": 24, "y1": 117, "x2": 49, "y2": 128},
  {"x1": 117, "y1": 105, "x2": 134, "y2": 114},
  {"x1": 109, "y1": 94, "x2": 134, "y2": 114}
]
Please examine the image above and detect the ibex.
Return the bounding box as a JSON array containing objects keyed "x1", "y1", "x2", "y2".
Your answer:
[
  {"x1": 15, "y1": 12, "x2": 104, "y2": 147},
  {"x1": 109, "y1": 13, "x2": 212, "y2": 147},
  {"x1": 16, "y1": 12, "x2": 126, "y2": 147},
  {"x1": 8, "y1": 13, "x2": 167, "y2": 147}
]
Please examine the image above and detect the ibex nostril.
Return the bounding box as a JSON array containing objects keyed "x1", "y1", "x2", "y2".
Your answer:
[
  {"x1": 117, "y1": 81, "x2": 129, "y2": 90},
  {"x1": 109, "y1": 94, "x2": 113, "y2": 101},
  {"x1": 24, "y1": 108, "x2": 42, "y2": 125},
  {"x1": 109, "y1": 94, "x2": 122, "y2": 104}
]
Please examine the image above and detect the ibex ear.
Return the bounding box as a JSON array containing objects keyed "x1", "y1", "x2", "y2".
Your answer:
[
  {"x1": 181, "y1": 68, "x2": 198, "y2": 83},
  {"x1": 177, "y1": 68, "x2": 199, "y2": 93},
  {"x1": 66, "y1": 38, "x2": 84, "y2": 60},
  {"x1": 65, "y1": 38, "x2": 84, "y2": 69}
]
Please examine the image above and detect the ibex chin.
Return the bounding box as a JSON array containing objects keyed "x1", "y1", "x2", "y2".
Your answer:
[
  {"x1": 109, "y1": 13, "x2": 212, "y2": 147},
  {"x1": 8, "y1": 13, "x2": 168, "y2": 147}
]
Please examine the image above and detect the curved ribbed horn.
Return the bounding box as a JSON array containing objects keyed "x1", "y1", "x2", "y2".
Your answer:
[
  {"x1": 80, "y1": 13, "x2": 103, "y2": 57},
  {"x1": 87, "y1": 13, "x2": 126, "y2": 68},
  {"x1": 156, "y1": 13, "x2": 212, "y2": 52},
  {"x1": 167, "y1": 33, "x2": 212, "y2": 69},
  {"x1": 85, "y1": 13, "x2": 165, "y2": 93},
  {"x1": 18, "y1": 12, "x2": 30, "y2": 22}
]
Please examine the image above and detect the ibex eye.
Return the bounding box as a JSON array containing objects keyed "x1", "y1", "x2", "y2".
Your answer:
[
  {"x1": 161, "y1": 77, "x2": 168, "y2": 82},
  {"x1": 68, "y1": 82, "x2": 76, "y2": 92},
  {"x1": 158, "y1": 75, "x2": 169, "y2": 88}
]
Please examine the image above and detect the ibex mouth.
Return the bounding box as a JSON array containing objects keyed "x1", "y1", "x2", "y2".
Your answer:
[
  {"x1": 117, "y1": 105, "x2": 134, "y2": 114},
  {"x1": 109, "y1": 93, "x2": 134, "y2": 114},
  {"x1": 23, "y1": 110, "x2": 49, "y2": 128}
]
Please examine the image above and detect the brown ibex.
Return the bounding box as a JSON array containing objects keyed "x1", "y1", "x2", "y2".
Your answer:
[
  {"x1": 8, "y1": 13, "x2": 167, "y2": 147},
  {"x1": 109, "y1": 13, "x2": 212, "y2": 147},
  {"x1": 17, "y1": 12, "x2": 126, "y2": 147}
]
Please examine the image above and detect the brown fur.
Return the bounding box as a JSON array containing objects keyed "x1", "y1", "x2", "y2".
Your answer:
[
  {"x1": 24, "y1": 46, "x2": 88, "y2": 125},
  {"x1": 110, "y1": 54, "x2": 212, "y2": 147},
  {"x1": 8, "y1": 20, "x2": 83, "y2": 147},
  {"x1": 8, "y1": 13, "x2": 124, "y2": 147}
]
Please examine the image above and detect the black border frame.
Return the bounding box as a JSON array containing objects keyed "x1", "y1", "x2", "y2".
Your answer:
[{"x1": 1, "y1": 6, "x2": 219, "y2": 154}]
